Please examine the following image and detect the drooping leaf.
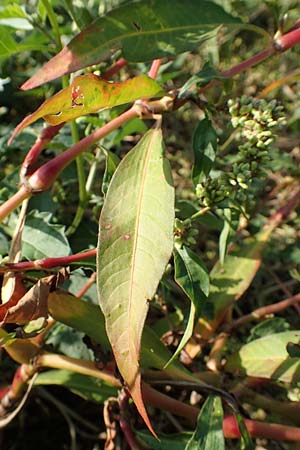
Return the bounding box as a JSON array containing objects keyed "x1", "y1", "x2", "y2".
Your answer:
[
  {"x1": 0, "y1": 277, "x2": 50, "y2": 325},
  {"x1": 166, "y1": 245, "x2": 209, "y2": 365},
  {"x1": 97, "y1": 127, "x2": 174, "y2": 433},
  {"x1": 192, "y1": 117, "x2": 218, "y2": 186},
  {"x1": 10, "y1": 74, "x2": 163, "y2": 143},
  {"x1": 22, "y1": 212, "x2": 71, "y2": 260},
  {"x1": 226, "y1": 331, "x2": 300, "y2": 384},
  {"x1": 35, "y1": 369, "x2": 117, "y2": 402},
  {"x1": 185, "y1": 395, "x2": 225, "y2": 450},
  {"x1": 21, "y1": 0, "x2": 241, "y2": 90}
]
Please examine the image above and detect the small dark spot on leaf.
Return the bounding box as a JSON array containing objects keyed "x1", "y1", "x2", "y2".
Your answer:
[
  {"x1": 133, "y1": 21, "x2": 141, "y2": 31},
  {"x1": 104, "y1": 224, "x2": 112, "y2": 230},
  {"x1": 123, "y1": 233, "x2": 131, "y2": 240}
]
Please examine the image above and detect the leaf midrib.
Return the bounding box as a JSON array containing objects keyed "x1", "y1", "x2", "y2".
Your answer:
[
  {"x1": 75, "y1": 23, "x2": 221, "y2": 57},
  {"x1": 127, "y1": 129, "x2": 158, "y2": 353}
]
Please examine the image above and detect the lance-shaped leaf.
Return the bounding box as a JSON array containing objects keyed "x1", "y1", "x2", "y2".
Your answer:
[
  {"x1": 185, "y1": 395, "x2": 225, "y2": 450},
  {"x1": 21, "y1": 0, "x2": 240, "y2": 90},
  {"x1": 192, "y1": 116, "x2": 218, "y2": 186},
  {"x1": 10, "y1": 74, "x2": 162, "y2": 143},
  {"x1": 97, "y1": 127, "x2": 174, "y2": 433},
  {"x1": 166, "y1": 245, "x2": 209, "y2": 366},
  {"x1": 226, "y1": 331, "x2": 300, "y2": 384}
]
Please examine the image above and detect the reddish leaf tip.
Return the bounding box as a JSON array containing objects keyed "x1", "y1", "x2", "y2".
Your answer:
[
  {"x1": 20, "y1": 47, "x2": 75, "y2": 90},
  {"x1": 130, "y1": 376, "x2": 158, "y2": 438}
]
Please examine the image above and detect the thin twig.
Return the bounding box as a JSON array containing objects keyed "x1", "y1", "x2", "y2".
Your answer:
[
  {"x1": 76, "y1": 272, "x2": 96, "y2": 298},
  {"x1": 227, "y1": 292, "x2": 300, "y2": 331}
]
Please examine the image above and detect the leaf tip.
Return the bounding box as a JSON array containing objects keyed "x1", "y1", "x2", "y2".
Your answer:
[{"x1": 130, "y1": 374, "x2": 158, "y2": 438}]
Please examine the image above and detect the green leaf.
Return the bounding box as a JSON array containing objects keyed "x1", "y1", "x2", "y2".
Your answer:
[
  {"x1": 46, "y1": 323, "x2": 94, "y2": 360},
  {"x1": 226, "y1": 331, "x2": 300, "y2": 384},
  {"x1": 195, "y1": 224, "x2": 275, "y2": 338},
  {"x1": 48, "y1": 291, "x2": 110, "y2": 349},
  {"x1": 34, "y1": 369, "x2": 117, "y2": 402},
  {"x1": 0, "y1": 4, "x2": 27, "y2": 19},
  {"x1": 247, "y1": 318, "x2": 290, "y2": 343},
  {"x1": 167, "y1": 245, "x2": 209, "y2": 365},
  {"x1": 0, "y1": 26, "x2": 49, "y2": 61},
  {"x1": 185, "y1": 396, "x2": 224, "y2": 450},
  {"x1": 11, "y1": 74, "x2": 163, "y2": 142},
  {"x1": 219, "y1": 208, "x2": 231, "y2": 265},
  {"x1": 234, "y1": 412, "x2": 254, "y2": 450},
  {"x1": 97, "y1": 127, "x2": 174, "y2": 431},
  {"x1": 0, "y1": 4, "x2": 32, "y2": 30},
  {"x1": 192, "y1": 117, "x2": 218, "y2": 186},
  {"x1": 48, "y1": 290, "x2": 196, "y2": 384},
  {"x1": 101, "y1": 148, "x2": 120, "y2": 195},
  {"x1": 21, "y1": 0, "x2": 241, "y2": 89},
  {"x1": 178, "y1": 62, "x2": 223, "y2": 98},
  {"x1": 22, "y1": 211, "x2": 71, "y2": 260},
  {"x1": 136, "y1": 430, "x2": 191, "y2": 449},
  {"x1": 113, "y1": 117, "x2": 147, "y2": 146}
]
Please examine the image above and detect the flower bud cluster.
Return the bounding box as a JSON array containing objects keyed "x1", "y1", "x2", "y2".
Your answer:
[
  {"x1": 174, "y1": 218, "x2": 199, "y2": 247},
  {"x1": 196, "y1": 96, "x2": 286, "y2": 211}
]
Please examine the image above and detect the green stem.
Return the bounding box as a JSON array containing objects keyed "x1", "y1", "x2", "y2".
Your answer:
[
  {"x1": 41, "y1": 0, "x2": 63, "y2": 50},
  {"x1": 188, "y1": 206, "x2": 211, "y2": 222},
  {"x1": 66, "y1": 122, "x2": 89, "y2": 237},
  {"x1": 37, "y1": 353, "x2": 120, "y2": 387},
  {"x1": 62, "y1": 0, "x2": 83, "y2": 30},
  {"x1": 85, "y1": 146, "x2": 103, "y2": 192},
  {"x1": 220, "y1": 129, "x2": 238, "y2": 152},
  {"x1": 41, "y1": 0, "x2": 88, "y2": 237}
]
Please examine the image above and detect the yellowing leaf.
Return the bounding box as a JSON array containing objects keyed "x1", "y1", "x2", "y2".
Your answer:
[
  {"x1": 9, "y1": 74, "x2": 163, "y2": 143},
  {"x1": 97, "y1": 127, "x2": 174, "y2": 434},
  {"x1": 226, "y1": 331, "x2": 300, "y2": 384}
]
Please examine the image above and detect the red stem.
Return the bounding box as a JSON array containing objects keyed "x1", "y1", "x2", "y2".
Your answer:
[
  {"x1": 199, "y1": 26, "x2": 300, "y2": 95},
  {"x1": 275, "y1": 27, "x2": 300, "y2": 51},
  {"x1": 27, "y1": 107, "x2": 137, "y2": 192},
  {"x1": 229, "y1": 292, "x2": 300, "y2": 330},
  {"x1": 119, "y1": 390, "x2": 140, "y2": 450},
  {"x1": 221, "y1": 47, "x2": 274, "y2": 79},
  {"x1": 2, "y1": 27, "x2": 300, "y2": 222},
  {"x1": 19, "y1": 124, "x2": 64, "y2": 178},
  {"x1": 1, "y1": 248, "x2": 96, "y2": 272},
  {"x1": 75, "y1": 271, "x2": 96, "y2": 298},
  {"x1": 142, "y1": 384, "x2": 300, "y2": 441},
  {"x1": 0, "y1": 186, "x2": 30, "y2": 223},
  {"x1": 224, "y1": 415, "x2": 300, "y2": 441},
  {"x1": 101, "y1": 57, "x2": 127, "y2": 80},
  {"x1": 148, "y1": 59, "x2": 161, "y2": 80}
]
